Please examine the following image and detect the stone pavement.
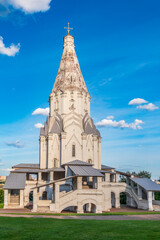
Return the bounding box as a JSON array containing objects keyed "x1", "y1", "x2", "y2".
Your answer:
[{"x1": 0, "y1": 213, "x2": 160, "y2": 220}]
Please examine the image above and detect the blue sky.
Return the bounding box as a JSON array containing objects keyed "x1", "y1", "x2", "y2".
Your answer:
[{"x1": 0, "y1": 0, "x2": 160, "y2": 179}]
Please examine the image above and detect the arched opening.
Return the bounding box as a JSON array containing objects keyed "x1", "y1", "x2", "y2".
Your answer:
[
  {"x1": 111, "y1": 192, "x2": 116, "y2": 208},
  {"x1": 42, "y1": 191, "x2": 47, "y2": 200},
  {"x1": 29, "y1": 191, "x2": 33, "y2": 203},
  {"x1": 83, "y1": 203, "x2": 96, "y2": 213},
  {"x1": 120, "y1": 192, "x2": 127, "y2": 205},
  {"x1": 61, "y1": 206, "x2": 77, "y2": 213},
  {"x1": 28, "y1": 191, "x2": 33, "y2": 209},
  {"x1": 120, "y1": 192, "x2": 138, "y2": 209}
]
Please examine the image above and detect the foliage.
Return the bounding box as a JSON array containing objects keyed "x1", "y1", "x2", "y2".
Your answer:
[
  {"x1": 155, "y1": 192, "x2": 160, "y2": 201},
  {"x1": 132, "y1": 171, "x2": 151, "y2": 179},
  {"x1": 0, "y1": 189, "x2": 4, "y2": 203},
  {"x1": 119, "y1": 170, "x2": 151, "y2": 183},
  {"x1": 0, "y1": 203, "x2": 3, "y2": 208}
]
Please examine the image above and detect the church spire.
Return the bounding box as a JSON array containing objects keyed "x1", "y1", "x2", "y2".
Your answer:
[{"x1": 52, "y1": 25, "x2": 88, "y2": 94}]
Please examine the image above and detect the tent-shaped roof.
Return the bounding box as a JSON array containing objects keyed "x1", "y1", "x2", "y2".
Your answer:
[
  {"x1": 69, "y1": 165, "x2": 103, "y2": 177},
  {"x1": 131, "y1": 178, "x2": 160, "y2": 192},
  {"x1": 63, "y1": 160, "x2": 92, "y2": 166},
  {"x1": 3, "y1": 173, "x2": 26, "y2": 189}
]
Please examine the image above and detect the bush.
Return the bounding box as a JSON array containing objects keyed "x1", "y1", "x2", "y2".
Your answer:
[{"x1": 0, "y1": 189, "x2": 4, "y2": 203}]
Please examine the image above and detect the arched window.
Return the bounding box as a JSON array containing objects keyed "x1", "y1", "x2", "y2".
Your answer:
[
  {"x1": 88, "y1": 159, "x2": 92, "y2": 164},
  {"x1": 42, "y1": 191, "x2": 47, "y2": 200},
  {"x1": 72, "y1": 144, "x2": 76, "y2": 157}
]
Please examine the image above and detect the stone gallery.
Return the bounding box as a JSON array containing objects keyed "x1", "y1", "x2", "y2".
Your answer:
[{"x1": 3, "y1": 27, "x2": 160, "y2": 213}]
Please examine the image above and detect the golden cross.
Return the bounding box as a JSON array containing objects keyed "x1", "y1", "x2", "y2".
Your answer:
[{"x1": 64, "y1": 22, "x2": 73, "y2": 35}]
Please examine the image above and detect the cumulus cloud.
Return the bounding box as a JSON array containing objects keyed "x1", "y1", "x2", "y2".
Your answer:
[
  {"x1": 0, "y1": 36, "x2": 20, "y2": 56},
  {"x1": 0, "y1": 168, "x2": 12, "y2": 172},
  {"x1": 32, "y1": 107, "x2": 49, "y2": 116},
  {"x1": 128, "y1": 98, "x2": 148, "y2": 105},
  {"x1": 6, "y1": 0, "x2": 52, "y2": 14},
  {"x1": 137, "y1": 103, "x2": 159, "y2": 111},
  {"x1": 96, "y1": 118, "x2": 144, "y2": 130},
  {"x1": 106, "y1": 116, "x2": 114, "y2": 119},
  {"x1": 34, "y1": 123, "x2": 44, "y2": 128},
  {"x1": 5, "y1": 140, "x2": 24, "y2": 148}
]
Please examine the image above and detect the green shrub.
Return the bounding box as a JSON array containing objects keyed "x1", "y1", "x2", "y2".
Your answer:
[{"x1": 0, "y1": 189, "x2": 4, "y2": 203}]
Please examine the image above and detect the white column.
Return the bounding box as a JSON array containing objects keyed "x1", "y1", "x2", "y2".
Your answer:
[
  {"x1": 105, "y1": 173, "x2": 110, "y2": 182},
  {"x1": 40, "y1": 136, "x2": 47, "y2": 169},
  {"x1": 4, "y1": 190, "x2": 8, "y2": 208},
  {"x1": 60, "y1": 132, "x2": 66, "y2": 165},
  {"x1": 48, "y1": 135, "x2": 53, "y2": 168},
  {"x1": 115, "y1": 173, "x2": 119, "y2": 183},
  {"x1": 77, "y1": 177, "x2": 82, "y2": 190},
  {"x1": 97, "y1": 177, "x2": 102, "y2": 190},
  {"x1": 93, "y1": 136, "x2": 98, "y2": 168},
  {"x1": 137, "y1": 185, "x2": 142, "y2": 199},
  {"x1": 147, "y1": 191, "x2": 153, "y2": 210},
  {"x1": 82, "y1": 134, "x2": 87, "y2": 162},
  {"x1": 77, "y1": 204, "x2": 83, "y2": 213},
  {"x1": 38, "y1": 172, "x2": 42, "y2": 181},
  {"x1": 55, "y1": 183, "x2": 60, "y2": 203},
  {"x1": 20, "y1": 190, "x2": 24, "y2": 208},
  {"x1": 115, "y1": 192, "x2": 120, "y2": 208},
  {"x1": 50, "y1": 171, "x2": 54, "y2": 181},
  {"x1": 33, "y1": 188, "x2": 39, "y2": 212}
]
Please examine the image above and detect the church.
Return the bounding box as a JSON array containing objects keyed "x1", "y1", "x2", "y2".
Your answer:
[{"x1": 3, "y1": 26, "x2": 160, "y2": 213}]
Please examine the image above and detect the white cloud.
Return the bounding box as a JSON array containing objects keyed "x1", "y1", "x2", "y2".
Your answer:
[
  {"x1": 137, "y1": 103, "x2": 159, "y2": 111},
  {"x1": 5, "y1": 140, "x2": 24, "y2": 148},
  {"x1": 106, "y1": 116, "x2": 114, "y2": 119},
  {"x1": 128, "y1": 98, "x2": 148, "y2": 105},
  {"x1": 32, "y1": 107, "x2": 49, "y2": 116},
  {"x1": 6, "y1": 0, "x2": 52, "y2": 14},
  {"x1": 0, "y1": 168, "x2": 12, "y2": 172},
  {"x1": 96, "y1": 118, "x2": 144, "y2": 130},
  {"x1": 34, "y1": 123, "x2": 44, "y2": 128},
  {"x1": 0, "y1": 36, "x2": 20, "y2": 56}
]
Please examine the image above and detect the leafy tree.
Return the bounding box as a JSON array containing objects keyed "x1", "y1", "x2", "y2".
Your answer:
[
  {"x1": 133, "y1": 171, "x2": 151, "y2": 179},
  {"x1": 119, "y1": 170, "x2": 151, "y2": 183},
  {"x1": 0, "y1": 189, "x2": 4, "y2": 203}
]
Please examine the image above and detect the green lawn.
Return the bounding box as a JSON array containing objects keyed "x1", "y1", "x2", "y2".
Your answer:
[{"x1": 0, "y1": 217, "x2": 160, "y2": 240}]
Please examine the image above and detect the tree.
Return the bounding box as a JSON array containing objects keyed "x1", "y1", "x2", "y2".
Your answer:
[
  {"x1": 0, "y1": 189, "x2": 4, "y2": 203},
  {"x1": 119, "y1": 170, "x2": 152, "y2": 183},
  {"x1": 133, "y1": 171, "x2": 151, "y2": 179}
]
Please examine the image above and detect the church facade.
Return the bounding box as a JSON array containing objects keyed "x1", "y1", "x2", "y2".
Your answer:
[{"x1": 3, "y1": 30, "x2": 160, "y2": 213}]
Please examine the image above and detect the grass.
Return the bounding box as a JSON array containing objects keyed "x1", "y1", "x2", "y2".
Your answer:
[
  {"x1": 0, "y1": 211, "x2": 160, "y2": 216},
  {"x1": 0, "y1": 217, "x2": 160, "y2": 240},
  {"x1": 0, "y1": 203, "x2": 3, "y2": 208}
]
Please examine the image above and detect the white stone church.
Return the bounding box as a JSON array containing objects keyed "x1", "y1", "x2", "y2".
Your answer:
[{"x1": 3, "y1": 28, "x2": 160, "y2": 213}]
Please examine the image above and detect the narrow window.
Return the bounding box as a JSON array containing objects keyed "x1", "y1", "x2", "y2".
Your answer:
[
  {"x1": 54, "y1": 158, "x2": 58, "y2": 168},
  {"x1": 88, "y1": 159, "x2": 92, "y2": 164},
  {"x1": 72, "y1": 144, "x2": 76, "y2": 157}
]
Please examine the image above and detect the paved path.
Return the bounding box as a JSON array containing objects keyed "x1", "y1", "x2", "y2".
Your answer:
[{"x1": 0, "y1": 214, "x2": 160, "y2": 220}]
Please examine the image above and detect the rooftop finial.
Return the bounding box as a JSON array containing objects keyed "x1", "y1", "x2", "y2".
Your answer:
[{"x1": 64, "y1": 22, "x2": 73, "y2": 35}]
